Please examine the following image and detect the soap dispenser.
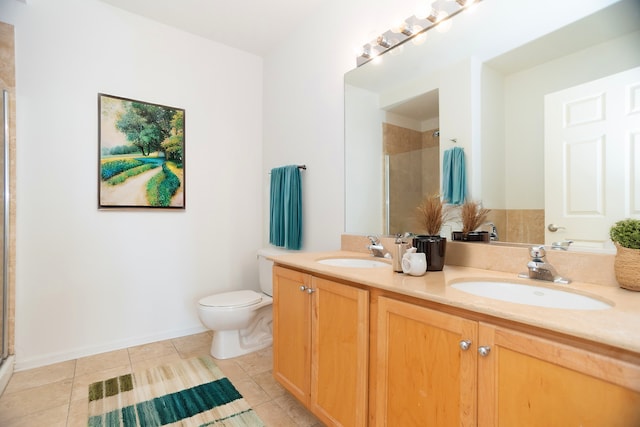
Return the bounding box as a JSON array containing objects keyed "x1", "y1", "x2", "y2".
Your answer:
[{"x1": 392, "y1": 234, "x2": 412, "y2": 272}]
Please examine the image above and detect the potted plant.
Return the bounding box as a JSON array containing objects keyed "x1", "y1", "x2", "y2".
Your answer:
[
  {"x1": 414, "y1": 194, "x2": 452, "y2": 271},
  {"x1": 452, "y1": 200, "x2": 491, "y2": 242},
  {"x1": 609, "y1": 218, "x2": 640, "y2": 291}
]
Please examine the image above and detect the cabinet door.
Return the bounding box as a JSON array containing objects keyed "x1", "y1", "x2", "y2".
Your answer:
[
  {"x1": 311, "y1": 277, "x2": 369, "y2": 427},
  {"x1": 273, "y1": 266, "x2": 312, "y2": 405},
  {"x1": 478, "y1": 323, "x2": 640, "y2": 427},
  {"x1": 375, "y1": 297, "x2": 478, "y2": 427}
]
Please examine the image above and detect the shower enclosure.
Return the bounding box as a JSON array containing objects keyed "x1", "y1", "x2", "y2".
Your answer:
[
  {"x1": 0, "y1": 21, "x2": 14, "y2": 395},
  {"x1": 0, "y1": 89, "x2": 8, "y2": 373},
  {"x1": 383, "y1": 123, "x2": 441, "y2": 235}
]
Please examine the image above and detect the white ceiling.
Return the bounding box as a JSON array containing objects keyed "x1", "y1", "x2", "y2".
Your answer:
[{"x1": 98, "y1": 0, "x2": 326, "y2": 56}]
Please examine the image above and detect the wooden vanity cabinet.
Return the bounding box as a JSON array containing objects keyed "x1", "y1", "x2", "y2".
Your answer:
[
  {"x1": 375, "y1": 296, "x2": 478, "y2": 426},
  {"x1": 272, "y1": 266, "x2": 311, "y2": 404},
  {"x1": 273, "y1": 266, "x2": 369, "y2": 427},
  {"x1": 374, "y1": 294, "x2": 640, "y2": 426},
  {"x1": 274, "y1": 265, "x2": 640, "y2": 426},
  {"x1": 478, "y1": 323, "x2": 640, "y2": 427}
]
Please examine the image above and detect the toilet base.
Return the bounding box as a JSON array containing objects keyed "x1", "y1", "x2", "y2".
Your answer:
[{"x1": 210, "y1": 310, "x2": 273, "y2": 359}]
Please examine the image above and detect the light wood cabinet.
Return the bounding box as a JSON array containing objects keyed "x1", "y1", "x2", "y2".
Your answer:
[
  {"x1": 273, "y1": 266, "x2": 369, "y2": 427},
  {"x1": 374, "y1": 295, "x2": 640, "y2": 426},
  {"x1": 375, "y1": 297, "x2": 478, "y2": 426},
  {"x1": 478, "y1": 323, "x2": 640, "y2": 427},
  {"x1": 272, "y1": 266, "x2": 311, "y2": 404},
  {"x1": 273, "y1": 265, "x2": 640, "y2": 426}
]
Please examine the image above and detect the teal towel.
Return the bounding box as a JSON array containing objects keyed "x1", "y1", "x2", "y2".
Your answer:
[
  {"x1": 269, "y1": 165, "x2": 302, "y2": 250},
  {"x1": 442, "y1": 147, "x2": 466, "y2": 205}
]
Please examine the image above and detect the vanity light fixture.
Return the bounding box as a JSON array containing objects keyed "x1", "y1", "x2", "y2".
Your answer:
[
  {"x1": 377, "y1": 35, "x2": 392, "y2": 48},
  {"x1": 356, "y1": 0, "x2": 482, "y2": 67}
]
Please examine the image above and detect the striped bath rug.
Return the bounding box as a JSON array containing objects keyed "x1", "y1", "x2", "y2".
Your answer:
[{"x1": 87, "y1": 356, "x2": 264, "y2": 426}]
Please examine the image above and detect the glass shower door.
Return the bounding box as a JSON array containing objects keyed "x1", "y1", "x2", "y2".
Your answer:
[{"x1": 1, "y1": 89, "x2": 8, "y2": 365}]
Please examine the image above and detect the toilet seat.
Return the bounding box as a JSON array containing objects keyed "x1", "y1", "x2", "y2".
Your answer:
[{"x1": 199, "y1": 290, "x2": 262, "y2": 309}]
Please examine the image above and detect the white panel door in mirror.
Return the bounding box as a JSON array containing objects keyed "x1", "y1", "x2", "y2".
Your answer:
[{"x1": 544, "y1": 66, "x2": 640, "y2": 250}]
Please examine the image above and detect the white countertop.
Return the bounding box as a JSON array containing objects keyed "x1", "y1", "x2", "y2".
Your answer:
[{"x1": 271, "y1": 250, "x2": 640, "y2": 355}]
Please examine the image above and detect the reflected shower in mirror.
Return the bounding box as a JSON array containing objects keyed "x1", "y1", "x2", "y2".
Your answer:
[{"x1": 384, "y1": 89, "x2": 440, "y2": 235}]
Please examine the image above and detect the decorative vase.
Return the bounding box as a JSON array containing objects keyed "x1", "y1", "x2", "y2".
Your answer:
[
  {"x1": 613, "y1": 243, "x2": 640, "y2": 291},
  {"x1": 451, "y1": 231, "x2": 490, "y2": 243},
  {"x1": 412, "y1": 235, "x2": 447, "y2": 271}
]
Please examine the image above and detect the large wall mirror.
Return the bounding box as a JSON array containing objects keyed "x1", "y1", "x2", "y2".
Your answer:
[{"x1": 345, "y1": 0, "x2": 640, "y2": 252}]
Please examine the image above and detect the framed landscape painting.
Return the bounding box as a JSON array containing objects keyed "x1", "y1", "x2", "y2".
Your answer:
[{"x1": 98, "y1": 93, "x2": 185, "y2": 209}]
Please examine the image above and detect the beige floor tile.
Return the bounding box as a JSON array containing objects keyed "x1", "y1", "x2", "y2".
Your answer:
[
  {"x1": 275, "y1": 393, "x2": 322, "y2": 427},
  {"x1": 67, "y1": 397, "x2": 89, "y2": 427},
  {"x1": 171, "y1": 331, "x2": 212, "y2": 357},
  {"x1": 70, "y1": 364, "x2": 132, "y2": 403},
  {"x1": 128, "y1": 339, "x2": 178, "y2": 363},
  {"x1": 4, "y1": 360, "x2": 75, "y2": 394},
  {"x1": 0, "y1": 342, "x2": 319, "y2": 427},
  {"x1": 74, "y1": 348, "x2": 130, "y2": 377},
  {"x1": 253, "y1": 400, "x2": 299, "y2": 427},
  {"x1": 231, "y1": 377, "x2": 271, "y2": 407},
  {"x1": 214, "y1": 358, "x2": 252, "y2": 384},
  {"x1": 0, "y1": 403, "x2": 69, "y2": 427},
  {"x1": 130, "y1": 352, "x2": 183, "y2": 374},
  {"x1": 177, "y1": 347, "x2": 212, "y2": 359},
  {"x1": 252, "y1": 370, "x2": 287, "y2": 400},
  {"x1": 0, "y1": 379, "x2": 73, "y2": 425},
  {"x1": 234, "y1": 347, "x2": 273, "y2": 377}
]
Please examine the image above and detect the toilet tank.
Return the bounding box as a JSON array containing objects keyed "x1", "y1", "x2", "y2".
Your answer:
[{"x1": 257, "y1": 247, "x2": 291, "y2": 296}]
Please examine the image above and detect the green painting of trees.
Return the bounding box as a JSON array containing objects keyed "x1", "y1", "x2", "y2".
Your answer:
[
  {"x1": 161, "y1": 110, "x2": 184, "y2": 165},
  {"x1": 116, "y1": 101, "x2": 181, "y2": 157},
  {"x1": 99, "y1": 94, "x2": 185, "y2": 208}
]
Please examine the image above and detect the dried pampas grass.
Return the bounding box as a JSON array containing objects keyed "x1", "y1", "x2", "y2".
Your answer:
[
  {"x1": 461, "y1": 200, "x2": 491, "y2": 234},
  {"x1": 416, "y1": 194, "x2": 452, "y2": 236}
]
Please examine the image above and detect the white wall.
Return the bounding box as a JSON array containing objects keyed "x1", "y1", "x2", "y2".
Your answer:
[
  {"x1": 262, "y1": 0, "x2": 419, "y2": 249},
  {"x1": 3, "y1": 0, "x2": 264, "y2": 369},
  {"x1": 344, "y1": 85, "x2": 384, "y2": 234}
]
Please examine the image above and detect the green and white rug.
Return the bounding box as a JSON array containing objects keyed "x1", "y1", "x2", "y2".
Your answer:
[{"x1": 87, "y1": 356, "x2": 264, "y2": 427}]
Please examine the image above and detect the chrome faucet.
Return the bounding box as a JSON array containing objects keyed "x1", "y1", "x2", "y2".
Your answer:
[
  {"x1": 519, "y1": 245, "x2": 570, "y2": 284},
  {"x1": 551, "y1": 240, "x2": 573, "y2": 251},
  {"x1": 366, "y1": 235, "x2": 391, "y2": 258},
  {"x1": 487, "y1": 223, "x2": 498, "y2": 241}
]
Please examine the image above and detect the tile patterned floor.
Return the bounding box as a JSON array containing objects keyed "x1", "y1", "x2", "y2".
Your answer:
[{"x1": 0, "y1": 332, "x2": 324, "y2": 426}]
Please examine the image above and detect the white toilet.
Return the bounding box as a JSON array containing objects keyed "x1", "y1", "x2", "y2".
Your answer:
[{"x1": 197, "y1": 247, "x2": 282, "y2": 359}]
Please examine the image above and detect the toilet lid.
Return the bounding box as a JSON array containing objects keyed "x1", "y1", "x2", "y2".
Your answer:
[{"x1": 199, "y1": 290, "x2": 262, "y2": 308}]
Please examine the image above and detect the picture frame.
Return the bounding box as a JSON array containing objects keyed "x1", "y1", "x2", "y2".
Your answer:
[{"x1": 98, "y1": 93, "x2": 185, "y2": 209}]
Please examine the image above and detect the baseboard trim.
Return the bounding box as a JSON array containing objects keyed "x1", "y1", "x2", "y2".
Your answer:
[{"x1": 14, "y1": 325, "x2": 208, "y2": 371}]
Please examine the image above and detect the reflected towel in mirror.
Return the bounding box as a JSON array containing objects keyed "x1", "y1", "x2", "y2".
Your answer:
[{"x1": 442, "y1": 146, "x2": 466, "y2": 205}]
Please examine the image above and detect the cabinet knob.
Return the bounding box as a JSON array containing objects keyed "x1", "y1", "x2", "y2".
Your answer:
[
  {"x1": 478, "y1": 346, "x2": 491, "y2": 357},
  {"x1": 299, "y1": 286, "x2": 307, "y2": 292},
  {"x1": 459, "y1": 340, "x2": 472, "y2": 351},
  {"x1": 306, "y1": 288, "x2": 316, "y2": 294}
]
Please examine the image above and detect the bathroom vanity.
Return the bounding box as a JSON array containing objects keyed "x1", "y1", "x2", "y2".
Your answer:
[{"x1": 271, "y1": 248, "x2": 640, "y2": 427}]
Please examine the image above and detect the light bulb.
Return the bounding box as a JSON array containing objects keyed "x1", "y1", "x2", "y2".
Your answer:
[
  {"x1": 412, "y1": 28, "x2": 427, "y2": 45},
  {"x1": 390, "y1": 19, "x2": 405, "y2": 33},
  {"x1": 435, "y1": 10, "x2": 452, "y2": 32}
]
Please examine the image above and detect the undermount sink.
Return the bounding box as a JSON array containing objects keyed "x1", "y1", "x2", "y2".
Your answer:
[
  {"x1": 317, "y1": 257, "x2": 390, "y2": 268},
  {"x1": 451, "y1": 280, "x2": 612, "y2": 310}
]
